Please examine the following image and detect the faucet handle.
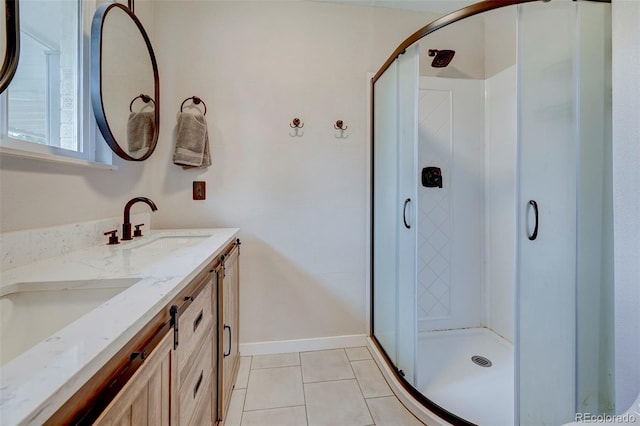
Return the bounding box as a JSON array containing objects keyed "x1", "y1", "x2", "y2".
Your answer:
[
  {"x1": 133, "y1": 224, "x2": 145, "y2": 238},
  {"x1": 104, "y1": 230, "x2": 120, "y2": 245}
]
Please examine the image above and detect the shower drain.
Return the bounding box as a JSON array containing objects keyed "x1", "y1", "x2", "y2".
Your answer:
[{"x1": 471, "y1": 355, "x2": 493, "y2": 368}]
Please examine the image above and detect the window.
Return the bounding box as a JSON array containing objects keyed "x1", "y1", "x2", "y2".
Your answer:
[{"x1": 0, "y1": 0, "x2": 110, "y2": 166}]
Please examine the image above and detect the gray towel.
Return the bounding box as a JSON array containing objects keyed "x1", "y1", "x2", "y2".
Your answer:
[
  {"x1": 127, "y1": 112, "x2": 155, "y2": 157},
  {"x1": 173, "y1": 112, "x2": 211, "y2": 169}
]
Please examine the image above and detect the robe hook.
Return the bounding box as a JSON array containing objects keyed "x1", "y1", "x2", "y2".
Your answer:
[
  {"x1": 334, "y1": 120, "x2": 348, "y2": 131},
  {"x1": 290, "y1": 118, "x2": 304, "y2": 128}
]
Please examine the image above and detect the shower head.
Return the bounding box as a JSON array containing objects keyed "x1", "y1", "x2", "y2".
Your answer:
[{"x1": 428, "y1": 49, "x2": 456, "y2": 68}]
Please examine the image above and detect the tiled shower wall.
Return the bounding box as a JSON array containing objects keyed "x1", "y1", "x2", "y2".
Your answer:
[
  {"x1": 417, "y1": 76, "x2": 484, "y2": 333},
  {"x1": 416, "y1": 70, "x2": 516, "y2": 342}
]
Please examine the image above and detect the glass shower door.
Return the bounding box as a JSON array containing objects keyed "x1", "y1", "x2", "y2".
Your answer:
[
  {"x1": 373, "y1": 59, "x2": 399, "y2": 366},
  {"x1": 517, "y1": 1, "x2": 613, "y2": 424},
  {"x1": 372, "y1": 44, "x2": 419, "y2": 383}
]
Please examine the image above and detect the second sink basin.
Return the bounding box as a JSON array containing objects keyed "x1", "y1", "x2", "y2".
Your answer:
[
  {"x1": 0, "y1": 278, "x2": 140, "y2": 366},
  {"x1": 129, "y1": 235, "x2": 211, "y2": 251}
]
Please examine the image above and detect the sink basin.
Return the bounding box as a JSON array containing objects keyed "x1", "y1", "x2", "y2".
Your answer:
[
  {"x1": 129, "y1": 235, "x2": 211, "y2": 251},
  {"x1": 0, "y1": 278, "x2": 140, "y2": 366}
]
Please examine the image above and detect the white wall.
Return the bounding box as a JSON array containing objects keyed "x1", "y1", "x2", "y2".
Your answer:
[
  {"x1": 612, "y1": 0, "x2": 640, "y2": 413},
  {"x1": 484, "y1": 6, "x2": 516, "y2": 79},
  {"x1": 149, "y1": 1, "x2": 437, "y2": 345},
  {"x1": 484, "y1": 65, "x2": 516, "y2": 343}
]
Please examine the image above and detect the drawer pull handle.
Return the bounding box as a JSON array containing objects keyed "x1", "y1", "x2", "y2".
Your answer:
[
  {"x1": 193, "y1": 371, "x2": 204, "y2": 399},
  {"x1": 224, "y1": 325, "x2": 231, "y2": 357},
  {"x1": 193, "y1": 310, "x2": 204, "y2": 332}
]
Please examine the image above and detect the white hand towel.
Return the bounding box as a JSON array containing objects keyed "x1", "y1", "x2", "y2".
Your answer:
[
  {"x1": 127, "y1": 111, "x2": 155, "y2": 158},
  {"x1": 173, "y1": 112, "x2": 211, "y2": 169}
]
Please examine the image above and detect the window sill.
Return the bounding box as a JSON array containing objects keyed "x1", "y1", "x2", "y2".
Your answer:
[{"x1": 0, "y1": 147, "x2": 117, "y2": 171}]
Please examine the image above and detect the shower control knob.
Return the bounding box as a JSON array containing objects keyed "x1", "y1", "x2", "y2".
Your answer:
[{"x1": 422, "y1": 167, "x2": 443, "y2": 188}]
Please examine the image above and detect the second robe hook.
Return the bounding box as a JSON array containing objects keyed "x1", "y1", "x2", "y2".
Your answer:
[{"x1": 334, "y1": 120, "x2": 348, "y2": 130}]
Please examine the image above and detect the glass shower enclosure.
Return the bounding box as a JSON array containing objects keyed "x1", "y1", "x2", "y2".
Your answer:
[{"x1": 370, "y1": 1, "x2": 613, "y2": 425}]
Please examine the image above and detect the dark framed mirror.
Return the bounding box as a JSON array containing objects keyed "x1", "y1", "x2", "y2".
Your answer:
[
  {"x1": 91, "y1": 2, "x2": 159, "y2": 161},
  {"x1": 0, "y1": 0, "x2": 20, "y2": 94}
]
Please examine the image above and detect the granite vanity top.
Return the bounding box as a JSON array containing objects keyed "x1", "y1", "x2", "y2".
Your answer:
[{"x1": 0, "y1": 228, "x2": 239, "y2": 425}]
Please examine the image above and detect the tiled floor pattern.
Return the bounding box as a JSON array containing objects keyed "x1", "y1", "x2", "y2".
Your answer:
[{"x1": 225, "y1": 347, "x2": 424, "y2": 426}]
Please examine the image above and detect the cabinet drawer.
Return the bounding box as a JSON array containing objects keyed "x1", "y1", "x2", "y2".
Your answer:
[
  {"x1": 177, "y1": 282, "x2": 213, "y2": 383},
  {"x1": 179, "y1": 331, "x2": 213, "y2": 425},
  {"x1": 189, "y1": 374, "x2": 213, "y2": 426}
]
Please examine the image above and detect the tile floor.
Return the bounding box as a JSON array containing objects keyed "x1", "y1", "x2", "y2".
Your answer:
[{"x1": 224, "y1": 347, "x2": 425, "y2": 426}]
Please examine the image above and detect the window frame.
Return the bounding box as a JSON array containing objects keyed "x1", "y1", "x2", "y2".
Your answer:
[{"x1": 0, "y1": 0, "x2": 113, "y2": 167}]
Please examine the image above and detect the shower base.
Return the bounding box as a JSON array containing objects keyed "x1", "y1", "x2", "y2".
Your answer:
[{"x1": 417, "y1": 327, "x2": 514, "y2": 426}]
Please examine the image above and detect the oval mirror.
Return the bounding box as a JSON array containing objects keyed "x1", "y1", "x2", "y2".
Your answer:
[
  {"x1": 0, "y1": 0, "x2": 20, "y2": 94},
  {"x1": 91, "y1": 3, "x2": 159, "y2": 161}
]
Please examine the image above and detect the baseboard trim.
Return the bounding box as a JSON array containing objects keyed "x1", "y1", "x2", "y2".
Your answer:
[{"x1": 239, "y1": 334, "x2": 368, "y2": 356}]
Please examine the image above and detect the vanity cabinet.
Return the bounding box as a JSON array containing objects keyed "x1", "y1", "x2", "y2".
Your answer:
[
  {"x1": 45, "y1": 238, "x2": 241, "y2": 426},
  {"x1": 93, "y1": 330, "x2": 173, "y2": 426},
  {"x1": 219, "y1": 242, "x2": 241, "y2": 422},
  {"x1": 175, "y1": 274, "x2": 216, "y2": 426}
]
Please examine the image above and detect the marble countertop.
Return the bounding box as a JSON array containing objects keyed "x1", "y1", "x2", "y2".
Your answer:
[{"x1": 0, "y1": 228, "x2": 239, "y2": 426}]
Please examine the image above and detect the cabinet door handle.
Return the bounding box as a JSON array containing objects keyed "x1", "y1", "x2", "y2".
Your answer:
[
  {"x1": 193, "y1": 310, "x2": 203, "y2": 332},
  {"x1": 193, "y1": 370, "x2": 204, "y2": 399},
  {"x1": 170, "y1": 305, "x2": 179, "y2": 350},
  {"x1": 403, "y1": 198, "x2": 411, "y2": 229},
  {"x1": 224, "y1": 325, "x2": 231, "y2": 357},
  {"x1": 527, "y1": 200, "x2": 539, "y2": 241}
]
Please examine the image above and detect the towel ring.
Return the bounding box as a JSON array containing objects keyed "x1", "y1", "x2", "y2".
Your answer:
[
  {"x1": 180, "y1": 96, "x2": 207, "y2": 116},
  {"x1": 129, "y1": 94, "x2": 155, "y2": 112}
]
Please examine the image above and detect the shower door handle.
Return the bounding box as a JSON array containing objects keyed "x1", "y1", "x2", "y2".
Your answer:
[
  {"x1": 403, "y1": 198, "x2": 411, "y2": 229},
  {"x1": 527, "y1": 200, "x2": 539, "y2": 241}
]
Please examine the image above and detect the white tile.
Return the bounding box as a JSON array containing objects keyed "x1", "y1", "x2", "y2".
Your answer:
[
  {"x1": 300, "y1": 349, "x2": 354, "y2": 383},
  {"x1": 304, "y1": 379, "x2": 373, "y2": 426},
  {"x1": 241, "y1": 406, "x2": 307, "y2": 426},
  {"x1": 366, "y1": 396, "x2": 424, "y2": 426},
  {"x1": 345, "y1": 347, "x2": 372, "y2": 361},
  {"x1": 225, "y1": 389, "x2": 246, "y2": 426},
  {"x1": 351, "y1": 360, "x2": 393, "y2": 398},
  {"x1": 235, "y1": 356, "x2": 252, "y2": 389},
  {"x1": 251, "y1": 352, "x2": 300, "y2": 369},
  {"x1": 244, "y1": 366, "x2": 304, "y2": 411}
]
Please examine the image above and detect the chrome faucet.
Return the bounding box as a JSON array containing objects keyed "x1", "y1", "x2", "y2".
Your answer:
[{"x1": 122, "y1": 197, "x2": 158, "y2": 240}]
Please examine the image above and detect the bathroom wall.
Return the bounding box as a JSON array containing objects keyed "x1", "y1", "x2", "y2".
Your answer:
[
  {"x1": 484, "y1": 6, "x2": 516, "y2": 79},
  {"x1": 149, "y1": 1, "x2": 438, "y2": 347}
]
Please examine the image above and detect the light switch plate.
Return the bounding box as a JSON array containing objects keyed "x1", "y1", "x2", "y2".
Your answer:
[{"x1": 193, "y1": 181, "x2": 206, "y2": 200}]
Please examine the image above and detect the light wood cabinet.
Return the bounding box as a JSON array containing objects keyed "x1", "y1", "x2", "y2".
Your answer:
[
  {"x1": 218, "y1": 242, "x2": 241, "y2": 423},
  {"x1": 93, "y1": 331, "x2": 173, "y2": 426},
  {"x1": 48, "y1": 239, "x2": 241, "y2": 426},
  {"x1": 175, "y1": 275, "x2": 216, "y2": 426}
]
